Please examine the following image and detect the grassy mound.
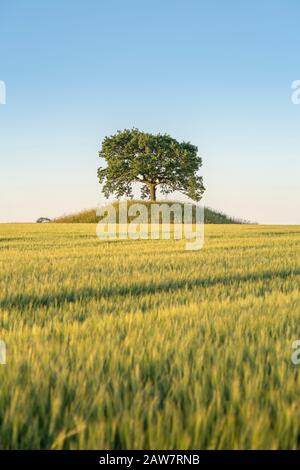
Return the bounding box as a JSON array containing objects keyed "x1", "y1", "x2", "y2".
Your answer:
[{"x1": 53, "y1": 201, "x2": 246, "y2": 224}]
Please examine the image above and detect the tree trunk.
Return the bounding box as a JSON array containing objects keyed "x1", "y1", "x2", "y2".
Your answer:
[{"x1": 149, "y1": 184, "x2": 157, "y2": 201}]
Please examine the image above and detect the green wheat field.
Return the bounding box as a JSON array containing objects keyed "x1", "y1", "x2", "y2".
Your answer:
[{"x1": 0, "y1": 223, "x2": 300, "y2": 449}]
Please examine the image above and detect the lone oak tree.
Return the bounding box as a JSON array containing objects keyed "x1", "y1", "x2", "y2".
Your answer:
[{"x1": 98, "y1": 128, "x2": 205, "y2": 201}]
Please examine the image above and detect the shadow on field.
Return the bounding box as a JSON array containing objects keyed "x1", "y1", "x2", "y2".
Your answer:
[{"x1": 1, "y1": 268, "x2": 299, "y2": 311}]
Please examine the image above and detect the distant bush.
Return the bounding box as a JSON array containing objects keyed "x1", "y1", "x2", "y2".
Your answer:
[{"x1": 36, "y1": 217, "x2": 51, "y2": 224}]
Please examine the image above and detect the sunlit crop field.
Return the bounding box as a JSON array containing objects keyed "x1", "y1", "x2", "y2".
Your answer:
[{"x1": 0, "y1": 224, "x2": 300, "y2": 449}]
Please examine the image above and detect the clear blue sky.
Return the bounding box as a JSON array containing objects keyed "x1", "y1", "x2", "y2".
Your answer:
[{"x1": 0, "y1": 0, "x2": 299, "y2": 223}]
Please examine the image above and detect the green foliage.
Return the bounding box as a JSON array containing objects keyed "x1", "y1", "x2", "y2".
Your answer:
[
  {"x1": 98, "y1": 129, "x2": 205, "y2": 201},
  {"x1": 0, "y1": 224, "x2": 299, "y2": 449}
]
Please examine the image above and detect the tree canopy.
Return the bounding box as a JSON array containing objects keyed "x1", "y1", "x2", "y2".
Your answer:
[{"x1": 98, "y1": 128, "x2": 205, "y2": 201}]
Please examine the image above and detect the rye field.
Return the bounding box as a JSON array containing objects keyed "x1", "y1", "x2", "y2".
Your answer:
[{"x1": 0, "y1": 223, "x2": 300, "y2": 449}]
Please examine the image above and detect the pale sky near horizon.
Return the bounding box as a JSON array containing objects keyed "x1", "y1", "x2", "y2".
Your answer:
[{"x1": 0, "y1": 0, "x2": 300, "y2": 224}]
